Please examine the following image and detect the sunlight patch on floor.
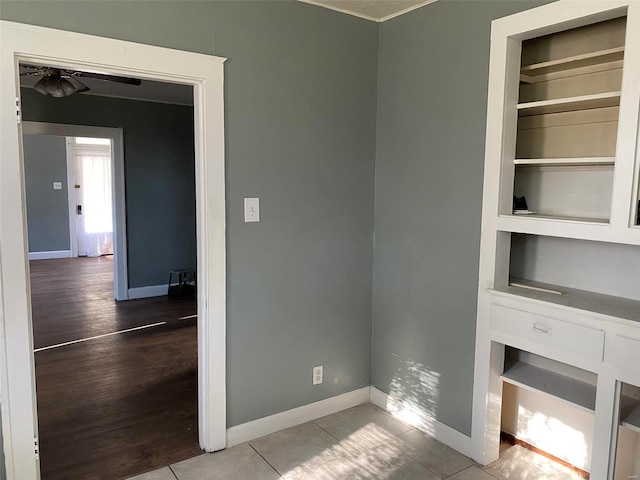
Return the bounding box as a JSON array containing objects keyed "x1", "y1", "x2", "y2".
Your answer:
[
  {"x1": 515, "y1": 405, "x2": 589, "y2": 470},
  {"x1": 33, "y1": 321, "x2": 166, "y2": 352}
]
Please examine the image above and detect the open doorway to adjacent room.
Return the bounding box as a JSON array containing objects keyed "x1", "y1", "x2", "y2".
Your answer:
[
  {"x1": 20, "y1": 65, "x2": 202, "y2": 479},
  {"x1": 1, "y1": 23, "x2": 226, "y2": 480}
]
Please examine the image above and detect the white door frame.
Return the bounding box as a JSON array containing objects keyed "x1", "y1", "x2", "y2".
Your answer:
[
  {"x1": 23, "y1": 122, "x2": 128, "y2": 301},
  {"x1": 0, "y1": 21, "x2": 227, "y2": 480}
]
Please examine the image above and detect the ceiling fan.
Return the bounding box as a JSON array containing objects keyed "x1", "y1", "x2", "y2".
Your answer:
[{"x1": 20, "y1": 65, "x2": 142, "y2": 98}]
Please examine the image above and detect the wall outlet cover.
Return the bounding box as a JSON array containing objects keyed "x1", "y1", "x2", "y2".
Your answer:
[
  {"x1": 53, "y1": 182, "x2": 62, "y2": 190},
  {"x1": 313, "y1": 365, "x2": 323, "y2": 385}
]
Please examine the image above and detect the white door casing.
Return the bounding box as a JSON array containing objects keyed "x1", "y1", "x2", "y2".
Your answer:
[{"x1": 0, "y1": 21, "x2": 227, "y2": 480}]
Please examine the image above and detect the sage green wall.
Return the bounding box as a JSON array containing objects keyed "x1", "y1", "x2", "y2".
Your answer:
[
  {"x1": 22, "y1": 134, "x2": 70, "y2": 253},
  {"x1": 1, "y1": 0, "x2": 378, "y2": 428},
  {"x1": 212, "y1": 2, "x2": 377, "y2": 426},
  {"x1": 372, "y1": 0, "x2": 552, "y2": 436}
]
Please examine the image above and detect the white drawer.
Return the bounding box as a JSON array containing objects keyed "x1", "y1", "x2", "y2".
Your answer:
[
  {"x1": 613, "y1": 335, "x2": 640, "y2": 374},
  {"x1": 490, "y1": 304, "x2": 605, "y2": 363}
]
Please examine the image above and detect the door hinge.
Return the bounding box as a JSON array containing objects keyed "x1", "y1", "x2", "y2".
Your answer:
[
  {"x1": 16, "y1": 97, "x2": 21, "y2": 124},
  {"x1": 34, "y1": 436, "x2": 40, "y2": 461}
]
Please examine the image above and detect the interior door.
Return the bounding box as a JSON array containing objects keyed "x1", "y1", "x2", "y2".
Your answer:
[{"x1": 72, "y1": 139, "x2": 113, "y2": 258}]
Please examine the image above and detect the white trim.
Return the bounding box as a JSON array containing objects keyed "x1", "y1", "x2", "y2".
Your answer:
[
  {"x1": 298, "y1": 0, "x2": 438, "y2": 23},
  {"x1": 127, "y1": 284, "x2": 169, "y2": 300},
  {"x1": 27, "y1": 250, "x2": 72, "y2": 261},
  {"x1": 226, "y1": 388, "x2": 371, "y2": 447},
  {"x1": 22, "y1": 122, "x2": 128, "y2": 300},
  {"x1": 378, "y1": 0, "x2": 438, "y2": 23},
  {"x1": 297, "y1": 0, "x2": 378, "y2": 22},
  {"x1": 1, "y1": 20, "x2": 226, "y2": 480},
  {"x1": 65, "y1": 138, "x2": 78, "y2": 258},
  {"x1": 369, "y1": 387, "x2": 473, "y2": 458}
]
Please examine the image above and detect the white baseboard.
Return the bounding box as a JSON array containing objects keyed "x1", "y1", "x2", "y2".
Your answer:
[
  {"x1": 127, "y1": 284, "x2": 167, "y2": 300},
  {"x1": 28, "y1": 250, "x2": 72, "y2": 260},
  {"x1": 369, "y1": 386, "x2": 472, "y2": 457},
  {"x1": 226, "y1": 387, "x2": 371, "y2": 447}
]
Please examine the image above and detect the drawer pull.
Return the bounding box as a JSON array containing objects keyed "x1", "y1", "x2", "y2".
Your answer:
[{"x1": 532, "y1": 324, "x2": 552, "y2": 335}]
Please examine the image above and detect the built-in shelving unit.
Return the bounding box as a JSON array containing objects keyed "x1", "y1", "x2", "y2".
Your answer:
[
  {"x1": 502, "y1": 360, "x2": 596, "y2": 413},
  {"x1": 474, "y1": 3, "x2": 640, "y2": 478},
  {"x1": 511, "y1": 17, "x2": 628, "y2": 223}
]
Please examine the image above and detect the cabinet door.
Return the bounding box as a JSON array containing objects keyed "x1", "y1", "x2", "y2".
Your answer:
[
  {"x1": 611, "y1": 2, "x2": 640, "y2": 232},
  {"x1": 613, "y1": 382, "x2": 640, "y2": 479}
]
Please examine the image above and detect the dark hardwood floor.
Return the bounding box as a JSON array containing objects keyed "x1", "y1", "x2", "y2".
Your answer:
[{"x1": 31, "y1": 257, "x2": 201, "y2": 480}]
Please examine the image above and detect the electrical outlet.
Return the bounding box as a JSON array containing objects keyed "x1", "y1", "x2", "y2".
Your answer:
[
  {"x1": 244, "y1": 197, "x2": 260, "y2": 222},
  {"x1": 53, "y1": 182, "x2": 62, "y2": 190},
  {"x1": 313, "y1": 365, "x2": 323, "y2": 385}
]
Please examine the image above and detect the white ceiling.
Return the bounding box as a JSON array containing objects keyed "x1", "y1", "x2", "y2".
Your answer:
[{"x1": 299, "y1": 0, "x2": 437, "y2": 22}]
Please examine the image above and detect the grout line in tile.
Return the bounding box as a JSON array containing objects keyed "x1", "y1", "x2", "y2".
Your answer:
[
  {"x1": 168, "y1": 464, "x2": 179, "y2": 480},
  {"x1": 395, "y1": 450, "x2": 448, "y2": 479},
  {"x1": 311, "y1": 419, "x2": 339, "y2": 441},
  {"x1": 248, "y1": 443, "x2": 284, "y2": 477},
  {"x1": 479, "y1": 468, "x2": 501, "y2": 480},
  {"x1": 480, "y1": 464, "x2": 496, "y2": 477},
  {"x1": 318, "y1": 465, "x2": 340, "y2": 480},
  {"x1": 400, "y1": 447, "x2": 458, "y2": 480}
]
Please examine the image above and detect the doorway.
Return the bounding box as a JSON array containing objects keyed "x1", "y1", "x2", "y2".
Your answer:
[
  {"x1": 70, "y1": 136, "x2": 114, "y2": 259},
  {"x1": 22, "y1": 122, "x2": 128, "y2": 301},
  {"x1": 23, "y1": 108, "x2": 202, "y2": 476},
  {"x1": 1, "y1": 20, "x2": 227, "y2": 480}
]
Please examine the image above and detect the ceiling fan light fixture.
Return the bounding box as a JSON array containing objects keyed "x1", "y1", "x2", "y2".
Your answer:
[{"x1": 33, "y1": 75, "x2": 78, "y2": 97}]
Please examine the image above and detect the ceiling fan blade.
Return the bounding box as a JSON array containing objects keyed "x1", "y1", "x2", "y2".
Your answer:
[
  {"x1": 74, "y1": 71, "x2": 142, "y2": 86},
  {"x1": 63, "y1": 75, "x2": 90, "y2": 93}
]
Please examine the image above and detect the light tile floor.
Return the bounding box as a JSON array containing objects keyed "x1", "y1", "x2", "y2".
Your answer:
[{"x1": 127, "y1": 403, "x2": 583, "y2": 480}]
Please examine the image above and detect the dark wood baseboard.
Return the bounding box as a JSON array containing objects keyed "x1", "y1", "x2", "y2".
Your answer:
[{"x1": 500, "y1": 431, "x2": 591, "y2": 479}]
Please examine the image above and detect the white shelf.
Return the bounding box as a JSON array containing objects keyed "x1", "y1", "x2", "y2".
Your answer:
[
  {"x1": 620, "y1": 396, "x2": 640, "y2": 434},
  {"x1": 517, "y1": 91, "x2": 621, "y2": 117},
  {"x1": 495, "y1": 215, "x2": 640, "y2": 247},
  {"x1": 506, "y1": 213, "x2": 610, "y2": 224},
  {"x1": 514, "y1": 157, "x2": 615, "y2": 167},
  {"x1": 496, "y1": 278, "x2": 640, "y2": 324},
  {"x1": 520, "y1": 46, "x2": 625, "y2": 77},
  {"x1": 502, "y1": 360, "x2": 596, "y2": 413}
]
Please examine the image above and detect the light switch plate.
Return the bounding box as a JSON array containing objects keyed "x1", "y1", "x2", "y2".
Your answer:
[
  {"x1": 53, "y1": 182, "x2": 62, "y2": 190},
  {"x1": 244, "y1": 198, "x2": 260, "y2": 222}
]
